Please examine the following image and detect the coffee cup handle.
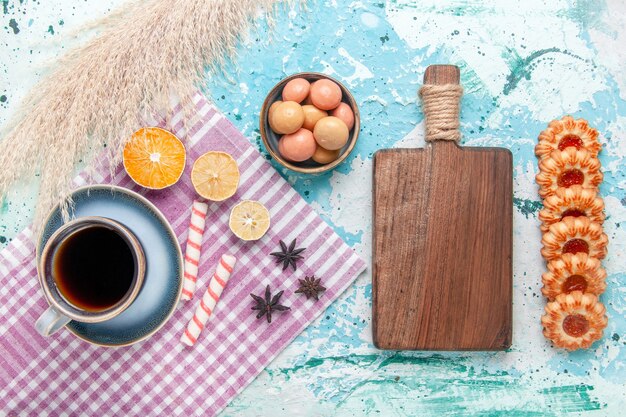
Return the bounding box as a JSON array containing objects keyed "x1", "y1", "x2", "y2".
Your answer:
[{"x1": 35, "y1": 307, "x2": 72, "y2": 337}]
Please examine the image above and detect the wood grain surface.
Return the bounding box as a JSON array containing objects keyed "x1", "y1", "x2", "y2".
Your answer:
[{"x1": 372, "y1": 65, "x2": 513, "y2": 350}]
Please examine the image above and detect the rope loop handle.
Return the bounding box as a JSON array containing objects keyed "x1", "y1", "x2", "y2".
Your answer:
[{"x1": 419, "y1": 84, "x2": 463, "y2": 142}]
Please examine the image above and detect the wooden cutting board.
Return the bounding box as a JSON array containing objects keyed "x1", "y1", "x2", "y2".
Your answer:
[{"x1": 372, "y1": 65, "x2": 513, "y2": 350}]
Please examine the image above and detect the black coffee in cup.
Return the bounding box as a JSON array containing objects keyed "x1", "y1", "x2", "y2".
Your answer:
[{"x1": 52, "y1": 225, "x2": 135, "y2": 312}]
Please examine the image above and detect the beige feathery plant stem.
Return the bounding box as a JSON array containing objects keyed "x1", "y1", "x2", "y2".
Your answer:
[{"x1": 0, "y1": 0, "x2": 296, "y2": 232}]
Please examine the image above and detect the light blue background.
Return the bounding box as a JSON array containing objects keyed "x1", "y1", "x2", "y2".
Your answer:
[{"x1": 2, "y1": 1, "x2": 625, "y2": 415}]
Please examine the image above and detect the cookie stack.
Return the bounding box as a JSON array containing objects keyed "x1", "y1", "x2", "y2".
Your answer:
[{"x1": 534, "y1": 116, "x2": 609, "y2": 350}]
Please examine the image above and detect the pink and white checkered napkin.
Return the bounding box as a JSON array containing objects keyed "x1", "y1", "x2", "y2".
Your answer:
[{"x1": 0, "y1": 94, "x2": 367, "y2": 416}]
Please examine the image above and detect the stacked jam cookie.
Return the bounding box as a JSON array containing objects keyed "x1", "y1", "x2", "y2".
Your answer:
[{"x1": 535, "y1": 116, "x2": 609, "y2": 350}]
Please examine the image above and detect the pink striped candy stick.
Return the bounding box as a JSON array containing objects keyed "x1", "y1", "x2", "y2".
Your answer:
[
  {"x1": 181, "y1": 200, "x2": 209, "y2": 301},
  {"x1": 181, "y1": 254, "x2": 237, "y2": 346}
]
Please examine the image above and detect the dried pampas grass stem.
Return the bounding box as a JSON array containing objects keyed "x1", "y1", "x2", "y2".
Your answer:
[{"x1": 0, "y1": 0, "x2": 295, "y2": 231}]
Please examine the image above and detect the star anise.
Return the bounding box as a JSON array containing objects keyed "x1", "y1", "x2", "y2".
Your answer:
[
  {"x1": 250, "y1": 285, "x2": 290, "y2": 323},
  {"x1": 270, "y1": 239, "x2": 306, "y2": 271},
  {"x1": 295, "y1": 275, "x2": 326, "y2": 301}
]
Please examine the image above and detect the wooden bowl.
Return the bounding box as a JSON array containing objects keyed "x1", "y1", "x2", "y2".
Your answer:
[{"x1": 260, "y1": 72, "x2": 360, "y2": 174}]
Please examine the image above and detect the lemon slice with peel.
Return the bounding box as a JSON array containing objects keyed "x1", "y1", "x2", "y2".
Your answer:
[
  {"x1": 191, "y1": 151, "x2": 240, "y2": 201},
  {"x1": 229, "y1": 200, "x2": 271, "y2": 241}
]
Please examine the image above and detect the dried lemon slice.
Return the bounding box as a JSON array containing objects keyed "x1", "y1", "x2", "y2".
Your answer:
[
  {"x1": 229, "y1": 200, "x2": 270, "y2": 241},
  {"x1": 123, "y1": 127, "x2": 186, "y2": 189},
  {"x1": 191, "y1": 151, "x2": 240, "y2": 201}
]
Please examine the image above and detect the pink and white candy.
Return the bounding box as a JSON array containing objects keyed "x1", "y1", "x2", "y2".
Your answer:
[
  {"x1": 181, "y1": 254, "x2": 236, "y2": 346},
  {"x1": 182, "y1": 200, "x2": 209, "y2": 301}
]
